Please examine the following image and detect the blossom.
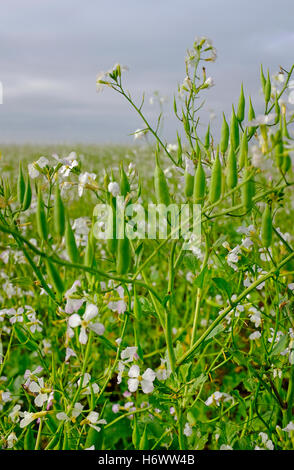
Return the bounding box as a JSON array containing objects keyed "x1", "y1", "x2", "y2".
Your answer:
[
  {"x1": 81, "y1": 411, "x2": 107, "y2": 432},
  {"x1": 20, "y1": 410, "x2": 47, "y2": 428},
  {"x1": 24, "y1": 366, "x2": 43, "y2": 388},
  {"x1": 9, "y1": 404, "x2": 22, "y2": 422},
  {"x1": 77, "y1": 373, "x2": 99, "y2": 395},
  {"x1": 64, "y1": 280, "x2": 85, "y2": 314},
  {"x1": 183, "y1": 422, "x2": 193, "y2": 437},
  {"x1": 7, "y1": 307, "x2": 24, "y2": 324},
  {"x1": 121, "y1": 346, "x2": 138, "y2": 363},
  {"x1": 108, "y1": 181, "x2": 120, "y2": 197},
  {"x1": 7, "y1": 432, "x2": 17, "y2": 448},
  {"x1": 107, "y1": 286, "x2": 127, "y2": 314},
  {"x1": 56, "y1": 402, "x2": 84, "y2": 421},
  {"x1": 52, "y1": 151, "x2": 79, "y2": 177},
  {"x1": 220, "y1": 444, "x2": 233, "y2": 450},
  {"x1": 133, "y1": 129, "x2": 147, "y2": 140},
  {"x1": 156, "y1": 359, "x2": 171, "y2": 381},
  {"x1": 68, "y1": 304, "x2": 104, "y2": 344},
  {"x1": 29, "y1": 377, "x2": 52, "y2": 407},
  {"x1": 127, "y1": 365, "x2": 156, "y2": 394},
  {"x1": 28, "y1": 156, "x2": 49, "y2": 178},
  {"x1": 78, "y1": 172, "x2": 97, "y2": 197},
  {"x1": 283, "y1": 421, "x2": 294, "y2": 434},
  {"x1": 205, "y1": 391, "x2": 233, "y2": 407},
  {"x1": 248, "y1": 307, "x2": 262, "y2": 328},
  {"x1": 249, "y1": 331, "x2": 261, "y2": 341}
]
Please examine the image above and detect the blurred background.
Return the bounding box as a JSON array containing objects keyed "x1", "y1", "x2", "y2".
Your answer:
[{"x1": 0, "y1": 0, "x2": 293, "y2": 145}]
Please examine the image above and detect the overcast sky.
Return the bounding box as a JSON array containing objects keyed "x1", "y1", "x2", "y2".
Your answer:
[{"x1": 0, "y1": 0, "x2": 293, "y2": 145}]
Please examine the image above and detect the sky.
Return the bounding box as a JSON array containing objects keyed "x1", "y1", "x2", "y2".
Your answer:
[{"x1": 0, "y1": 0, "x2": 294, "y2": 145}]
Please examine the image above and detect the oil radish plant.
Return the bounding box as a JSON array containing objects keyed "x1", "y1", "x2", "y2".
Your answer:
[{"x1": 0, "y1": 37, "x2": 293, "y2": 450}]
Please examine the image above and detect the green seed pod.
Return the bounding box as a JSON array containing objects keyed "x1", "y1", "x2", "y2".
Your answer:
[
  {"x1": 45, "y1": 259, "x2": 64, "y2": 295},
  {"x1": 17, "y1": 162, "x2": 26, "y2": 205},
  {"x1": 274, "y1": 94, "x2": 280, "y2": 124},
  {"x1": 24, "y1": 426, "x2": 35, "y2": 450},
  {"x1": 209, "y1": 152, "x2": 222, "y2": 204},
  {"x1": 53, "y1": 184, "x2": 65, "y2": 237},
  {"x1": 230, "y1": 105, "x2": 239, "y2": 150},
  {"x1": 116, "y1": 235, "x2": 131, "y2": 275},
  {"x1": 103, "y1": 171, "x2": 110, "y2": 192},
  {"x1": 133, "y1": 288, "x2": 142, "y2": 321},
  {"x1": 241, "y1": 168, "x2": 255, "y2": 211},
  {"x1": 177, "y1": 132, "x2": 183, "y2": 165},
  {"x1": 132, "y1": 416, "x2": 140, "y2": 449},
  {"x1": 274, "y1": 129, "x2": 283, "y2": 170},
  {"x1": 139, "y1": 424, "x2": 149, "y2": 450},
  {"x1": 260, "y1": 65, "x2": 266, "y2": 94},
  {"x1": 107, "y1": 198, "x2": 117, "y2": 255},
  {"x1": 220, "y1": 113, "x2": 229, "y2": 154},
  {"x1": 238, "y1": 129, "x2": 248, "y2": 168},
  {"x1": 237, "y1": 83, "x2": 245, "y2": 122},
  {"x1": 282, "y1": 154, "x2": 291, "y2": 174},
  {"x1": 193, "y1": 160, "x2": 206, "y2": 204},
  {"x1": 85, "y1": 426, "x2": 104, "y2": 450},
  {"x1": 282, "y1": 112, "x2": 290, "y2": 139},
  {"x1": 248, "y1": 96, "x2": 256, "y2": 138},
  {"x1": 154, "y1": 158, "x2": 170, "y2": 206},
  {"x1": 36, "y1": 187, "x2": 48, "y2": 241},
  {"x1": 120, "y1": 163, "x2": 130, "y2": 197},
  {"x1": 22, "y1": 174, "x2": 32, "y2": 211},
  {"x1": 264, "y1": 70, "x2": 271, "y2": 104},
  {"x1": 204, "y1": 123, "x2": 210, "y2": 150},
  {"x1": 226, "y1": 145, "x2": 238, "y2": 189},
  {"x1": 184, "y1": 158, "x2": 194, "y2": 198},
  {"x1": 84, "y1": 228, "x2": 95, "y2": 267},
  {"x1": 65, "y1": 217, "x2": 79, "y2": 264},
  {"x1": 261, "y1": 204, "x2": 272, "y2": 247}
]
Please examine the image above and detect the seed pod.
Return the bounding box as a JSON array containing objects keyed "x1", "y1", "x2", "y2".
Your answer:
[
  {"x1": 209, "y1": 152, "x2": 222, "y2": 204},
  {"x1": 260, "y1": 65, "x2": 266, "y2": 94},
  {"x1": 226, "y1": 146, "x2": 238, "y2": 189},
  {"x1": 241, "y1": 168, "x2": 255, "y2": 211},
  {"x1": 248, "y1": 97, "x2": 256, "y2": 138},
  {"x1": 36, "y1": 187, "x2": 48, "y2": 241},
  {"x1": 85, "y1": 426, "x2": 104, "y2": 450},
  {"x1": 204, "y1": 123, "x2": 210, "y2": 150},
  {"x1": 17, "y1": 161, "x2": 25, "y2": 205},
  {"x1": 193, "y1": 159, "x2": 206, "y2": 204},
  {"x1": 84, "y1": 228, "x2": 95, "y2": 267},
  {"x1": 230, "y1": 105, "x2": 239, "y2": 150},
  {"x1": 120, "y1": 163, "x2": 130, "y2": 197},
  {"x1": 177, "y1": 132, "x2": 183, "y2": 165},
  {"x1": 22, "y1": 174, "x2": 32, "y2": 211},
  {"x1": 274, "y1": 93, "x2": 280, "y2": 124},
  {"x1": 264, "y1": 70, "x2": 271, "y2": 105},
  {"x1": 282, "y1": 113, "x2": 290, "y2": 139},
  {"x1": 184, "y1": 158, "x2": 194, "y2": 198},
  {"x1": 282, "y1": 154, "x2": 291, "y2": 174},
  {"x1": 139, "y1": 424, "x2": 149, "y2": 450},
  {"x1": 220, "y1": 113, "x2": 229, "y2": 154},
  {"x1": 261, "y1": 204, "x2": 272, "y2": 247},
  {"x1": 237, "y1": 83, "x2": 245, "y2": 122},
  {"x1": 133, "y1": 288, "x2": 142, "y2": 321},
  {"x1": 53, "y1": 184, "x2": 65, "y2": 237},
  {"x1": 65, "y1": 217, "x2": 79, "y2": 264},
  {"x1": 154, "y1": 156, "x2": 170, "y2": 206},
  {"x1": 107, "y1": 198, "x2": 117, "y2": 255},
  {"x1": 45, "y1": 259, "x2": 64, "y2": 295},
  {"x1": 24, "y1": 426, "x2": 35, "y2": 450},
  {"x1": 116, "y1": 235, "x2": 131, "y2": 275},
  {"x1": 238, "y1": 129, "x2": 248, "y2": 168},
  {"x1": 274, "y1": 129, "x2": 283, "y2": 170},
  {"x1": 132, "y1": 416, "x2": 140, "y2": 449}
]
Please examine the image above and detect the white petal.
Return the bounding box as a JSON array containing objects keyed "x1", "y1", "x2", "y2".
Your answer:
[
  {"x1": 141, "y1": 379, "x2": 154, "y2": 394},
  {"x1": 89, "y1": 322, "x2": 105, "y2": 336},
  {"x1": 68, "y1": 313, "x2": 82, "y2": 327},
  {"x1": 128, "y1": 364, "x2": 140, "y2": 379},
  {"x1": 35, "y1": 393, "x2": 47, "y2": 407},
  {"x1": 128, "y1": 378, "x2": 139, "y2": 392},
  {"x1": 29, "y1": 381, "x2": 40, "y2": 393},
  {"x1": 79, "y1": 327, "x2": 88, "y2": 344},
  {"x1": 142, "y1": 368, "x2": 156, "y2": 382},
  {"x1": 84, "y1": 304, "x2": 98, "y2": 321},
  {"x1": 56, "y1": 412, "x2": 69, "y2": 421},
  {"x1": 88, "y1": 411, "x2": 99, "y2": 424}
]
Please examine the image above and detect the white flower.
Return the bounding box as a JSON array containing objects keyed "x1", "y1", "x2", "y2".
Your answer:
[
  {"x1": 19, "y1": 410, "x2": 47, "y2": 428},
  {"x1": 249, "y1": 331, "x2": 261, "y2": 341},
  {"x1": 107, "y1": 286, "x2": 127, "y2": 314},
  {"x1": 133, "y1": 129, "x2": 147, "y2": 140},
  {"x1": 9, "y1": 404, "x2": 22, "y2": 422},
  {"x1": 78, "y1": 172, "x2": 97, "y2": 197},
  {"x1": 24, "y1": 366, "x2": 43, "y2": 388},
  {"x1": 288, "y1": 283, "x2": 294, "y2": 291},
  {"x1": 68, "y1": 304, "x2": 104, "y2": 344},
  {"x1": 167, "y1": 144, "x2": 178, "y2": 152},
  {"x1": 121, "y1": 346, "x2": 138, "y2": 363},
  {"x1": 65, "y1": 347, "x2": 77, "y2": 362},
  {"x1": 77, "y1": 373, "x2": 100, "y2": 395},
  {"x1": 128, "y1": 365, "x2": 156, "y2": 394},
  {"x1": 28, "y1": 156, "x2": 49, "y2": 178},
  {"x1": 29, "y1": 377, "x2": 51, "y2": 407},
  {"x1": 7, "y1": 307, "x2": 24, "y2": 324},
  {"x1": 7, "y1": 432, "x2": 17, "y2": 448},
  {"x1": 82, "y1": 411, "x2": 107, "y2": 432},
  {"x1": 64, "y1": 280, "x2": 85, "y2": 314},
  {"x1": 184, "y1": 156, "x2": 195, "y2": 176},
  {"x1": 156, "y1": 359, "x2": 171, "y2": 381},
  {"x1": 220, "y1": 444, "x2": 233, "y2": 450},
  {"x1": 204, "y1": 76, "x2": 214, "y2": 87},
  {"x1": 248, "y1": 114, "x2": 275, "y2": 126},
  {"x1": 283, "y1": 421, "x2": 294, "y2": 434},
  {"x1": 183, "y1": 422, "x2": 193, "y2": 437},
  {"x1": 53, "y1": 151, "x2": 79, "y2": 177},
  {"x1": 248, "y1": 307, "x2": 262, "y2": 328},
  {"x1": 205, "y1": 391, "x2": 233, "y2": 407},
  {"x1": 56, "y1": 402, "x2": 84, "y2": 421},
  {"x1": 108, "y1": 182, "x2": 120, "y2": 197}
]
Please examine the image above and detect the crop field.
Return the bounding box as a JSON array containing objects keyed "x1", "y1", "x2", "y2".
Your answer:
[{"x1": 0, "y1": 37, "x2": 294, "y2": 452}]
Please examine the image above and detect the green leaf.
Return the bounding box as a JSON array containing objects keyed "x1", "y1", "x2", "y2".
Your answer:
[{"x1": 270, "y1": 334, "x2": 288, "y2": 357}]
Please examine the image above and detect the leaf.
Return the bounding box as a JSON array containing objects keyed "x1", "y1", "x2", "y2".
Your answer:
[
  {"x1": 270, "y1": 334, "x2": 288, "y2": 356},
  {"x1": 205, "y1": 323, "x2": 225, "y2": 341},
  {"x1": 212, "y1": 277, "x2": 231, "y2": 299}
]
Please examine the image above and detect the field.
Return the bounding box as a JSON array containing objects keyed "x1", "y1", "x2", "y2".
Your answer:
[{"x1": 0, "y1": 38, "x2": 294, "y2": 451}]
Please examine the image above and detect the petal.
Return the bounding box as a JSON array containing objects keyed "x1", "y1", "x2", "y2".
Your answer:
[
  {"x1": 35, "y1": 393, "x2": 47, "y2": 407},
  {"x1": 88, "y1": 411, "x2": 99, "y2": 424},
  {"x1": 56, "y1": 412, "x2": 69, "y2": 421},
  {"x1": 128, "y1": 364, "x2": 140, "y2": 379},
  {"x1": 89, "y1": 322, "x2": 105, "y2": 336},
  {"x1": 84, "y1": 304, "x2": 98, "y2": 321},
  {"x1": 79, "y1": 327, "x2": 88, "y2": 344},
  {"x1": 29, "y1": 381, "x2": 40, "y2": 393},
  {"x1": 128, "y1": 378, "x2": 139, "y2": 393},
  {"x1": 142, "y1": 368, "x2": 156, "y2": 382},
  {"x1": 141, "y1": 379, "x2": 154, "y2": 394},
  {"x1": 68, "y1": 314, "x2": 82, "y2": 328}
]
